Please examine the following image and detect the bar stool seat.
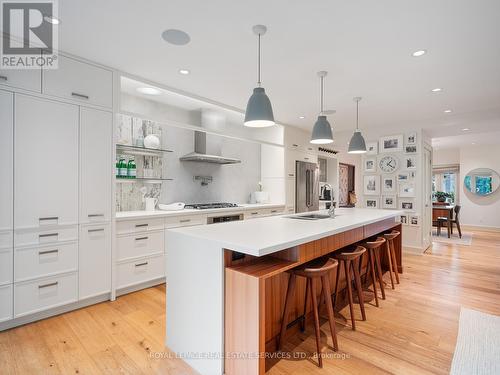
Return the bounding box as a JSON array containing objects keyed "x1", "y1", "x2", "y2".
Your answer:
[
  {"x1": 383, "y1": 230, "x2": 400, "y2": 288},
  {"x1": 277, "y1": 257, "x2": 339, "y2": 368},
  {"x1": 332, "y1": 246, "x2": 367, "y2": 330},
  {"x1": 362, "y1": 237, "x2": 387, "y2": 307}
]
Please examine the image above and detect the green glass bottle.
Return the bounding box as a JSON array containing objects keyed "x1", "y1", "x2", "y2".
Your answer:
[
  {"x1": 115, "y1": 158, "x2": 119, "y2": 177},
  {"x1": 127, "y1": 157, "x2": 136, "y2": 179},
  {"x1": 118, "y1": 158, "x2": 127, "y2": 178}
]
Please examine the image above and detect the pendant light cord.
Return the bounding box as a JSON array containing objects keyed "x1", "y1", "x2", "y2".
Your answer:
[
  {"x1": 356, "y1": 100, "x2": 359, "y2": 130},
  {"x1": 257, "y1": 33, "x2": 261, "y2": 87},
  {"x1": 320, "y1": 75, "x2": 324, "y2": 114}
]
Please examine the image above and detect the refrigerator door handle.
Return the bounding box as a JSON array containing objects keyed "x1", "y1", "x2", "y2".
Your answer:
[{"x1": 305, "y1": 169, "x2": 311, "y2": 207}]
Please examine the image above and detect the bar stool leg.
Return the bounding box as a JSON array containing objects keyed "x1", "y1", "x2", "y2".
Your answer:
[
  {"x1": 374, "y1": 249, "x2": 386, "y2": 299},
  {"x1": 389, "y1": 239, "x2": 400, "y2": 284},
  {"x1": 385, "y1": 240, "x2": 395, "y2": 289},
  {"x1": 321, "y1": 275, "x2": 338, "y2": 351},
  {"x1": 310, "y1": 278, "x2": 323, "y2": 368},
  {"x1": 352, "y1": 259, "x2": 366, "y2": 321},
  {"x1": 343, "y1": 260, "x2": 356, "y2": 330},
  {"x1": 277, "y1": 273, "x2": 296, "y2": 350},
  {"x1": 300, "y1": 277, "x2": 309, "y2": 332},
  {"x1": 368, "y1": 250, "x2": 379, "y2": 307},
  {"x1": 332, "y1": 260, "x2": 341, "y2": 311}
]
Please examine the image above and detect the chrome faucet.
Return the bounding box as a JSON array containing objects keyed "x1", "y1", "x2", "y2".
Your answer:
[{"x1": 323, "y1": 183, "x2": 335, "y2": 218}]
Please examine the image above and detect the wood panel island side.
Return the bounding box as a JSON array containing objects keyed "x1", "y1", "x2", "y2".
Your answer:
[{"x1": 165, "y1": 208, "x2": 403, "y2": 375}]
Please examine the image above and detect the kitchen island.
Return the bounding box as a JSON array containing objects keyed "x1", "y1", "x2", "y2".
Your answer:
[{"x1": 165, "y1": 208, "x2": 403, "y2": 375}]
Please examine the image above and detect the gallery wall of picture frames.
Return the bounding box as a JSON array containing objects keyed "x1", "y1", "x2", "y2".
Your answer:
[{"x1": 362, "y1": 132, "x2": 420, "y2": 226}]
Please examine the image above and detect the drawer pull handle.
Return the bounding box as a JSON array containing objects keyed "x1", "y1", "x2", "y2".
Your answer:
[
  {"x1": 271, "y1": 210, "x2": 278, "y2": 213},
  {"x1": 292, "y1": 144, "x2": 299, "y2": 147},
  {"x1": 135, "y1": 236, "x2": 148, "y2": 241},
  {"x1": 71, "y1": 92, "x2": 89, "y2": 100},
  {"x1": 39, "y1": 249, "x2": 58, "y2": 255},
  {"x1": 288, "y1": 173, "x2": 294, "y2": 177},
  {"x1": 39, "y1": 281, "x2": 58, "y2": 289},
  {"x1": 88, "y1": 228, "x2": 105, "y2": 233},
  {"x1": 304, "y1": 157, "x2": 309, "y2": 160},
  {"x1": 179, "y1": 219, "x2": 191, "y2": 223},
  {"x1": 251, "y1": 212, "x2": 259, "y2": 215},
  {"x1": 135, "y1": 223, "x2": 148, "y2": 228},
  {"x1": 0, "y1": 75, "x2": 7, "y2": 81},
  {"x1": 88, "y1": 214, "x2": 104, "y2": 217},
  {"x1": 39, "y1": 233, "x2": 58, "y2": 238},
  {"x1": 135, "y1": 262, "x2": 148, "y2": 267},
  {"x1": 39, "y1": 216, "x2": 58, "y2": 222}
]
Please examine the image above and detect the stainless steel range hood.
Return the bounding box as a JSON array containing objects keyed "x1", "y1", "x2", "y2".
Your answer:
[{"x1": 179, "y1": 131, "x2": 241, "y2": 165}]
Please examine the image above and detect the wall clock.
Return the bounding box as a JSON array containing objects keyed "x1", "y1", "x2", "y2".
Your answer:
[{"x1": 379, "y1": 155, "x2": 399, "y2": 173}]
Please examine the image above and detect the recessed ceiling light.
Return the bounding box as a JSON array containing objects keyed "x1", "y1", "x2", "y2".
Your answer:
[
  {"x1": 462, "y1": 128, "x2": 470, "y2": 131},
  {"x1": 161, "y1": 29, "x2": 191, "y2": 45},
  {"x1": 136, "y1": 87, "x2": 161, "y2": 95},
  {"x1": 299, "y1": 116, "x2": 305, "y2": 119},
  {"x1": 431, "y1": 88, "x2": 442, "y2": 92},
  {"x1": 178, "y1": 69, "x2": 190, "y2": 75},
  {"x1": 412, "y1": 50, "x2": 427, "y2": 57},
  {"x1": 44, "y1": 15, "x2": 60, "y2": 24},
  {"x1": 444, "y1": 109, "x2": 452, "y2": 113}
]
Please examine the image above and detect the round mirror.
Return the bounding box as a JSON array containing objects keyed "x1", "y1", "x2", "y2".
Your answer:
[{"x1": 464, "y1": 168, "x2": 500, "y2": 196}]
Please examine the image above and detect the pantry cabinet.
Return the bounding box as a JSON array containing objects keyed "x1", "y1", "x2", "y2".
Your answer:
[
  {"x1": 0, "y1": 91, "x2": 13, "y2": 232},
  {"x1": 80, "y1": 108, "x2": 113, "y2": 224},
  {"x1": 0, "y1": 68, "x2": 41, "y2": 93},
  {"x1": 14, "y1": 95, "x2": 79, "y2": 229}
]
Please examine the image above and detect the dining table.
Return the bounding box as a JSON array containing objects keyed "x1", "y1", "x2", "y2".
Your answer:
[{"x1": 433, "y1": 204, "x2": 455, "y2": 238}]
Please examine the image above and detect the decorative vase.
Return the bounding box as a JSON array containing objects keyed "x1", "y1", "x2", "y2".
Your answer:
[{"x1": 144, "y1": 134, "x2": 160, "y2": 149}]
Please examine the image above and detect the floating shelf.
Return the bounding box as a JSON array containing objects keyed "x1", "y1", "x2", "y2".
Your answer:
[
  {"x1": 116, "y1": 144, "x2": 173, "y2": 156},
  {"x1": 115, "y1": 177, "x2": 173, "y2": 184}
]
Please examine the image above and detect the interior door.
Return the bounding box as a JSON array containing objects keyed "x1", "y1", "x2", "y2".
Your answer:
[{"x1": 423, "y1": 146, "x2": 432, "y2": 249}]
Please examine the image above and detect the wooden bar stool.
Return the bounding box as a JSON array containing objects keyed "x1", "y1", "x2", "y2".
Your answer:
[
  {"x1": 383, "y1": 230, "x2": 400, "y2": 288},
  {"x1": 363, "y1": 237, "x2": 387, "y2": 306},
  {"x1": 277, "y1": 257, "x2": 339, "y2": 368},
  {"x1": 332, "y1": 246, "x2": 367, "y2": 330}
]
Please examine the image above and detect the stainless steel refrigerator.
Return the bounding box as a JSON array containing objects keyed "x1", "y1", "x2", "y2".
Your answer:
[{"x1": 295, "y1": 160, "x2": 319, "y2": 213}]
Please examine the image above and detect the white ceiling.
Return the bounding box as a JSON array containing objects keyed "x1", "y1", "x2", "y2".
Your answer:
[{"x1": 59, "y1": 0, "x2": 500, "y2": 139}]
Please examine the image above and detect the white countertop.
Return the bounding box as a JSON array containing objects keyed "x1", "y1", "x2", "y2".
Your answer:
[
  {"x1": 115, "y1": 203, "x2": 285, "y2": 221},
  {"x1": 166, "y1": 208, "x2": 403, "y2": 257}
]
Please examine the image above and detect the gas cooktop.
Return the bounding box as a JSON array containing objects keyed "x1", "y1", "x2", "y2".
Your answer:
[{"x1": 184, "y1": 202, "x2": 239, "y2": 210}]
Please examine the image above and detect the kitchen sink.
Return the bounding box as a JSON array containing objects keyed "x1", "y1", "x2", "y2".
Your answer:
[{"x1": 286, "y1": 213, "x2": 332, "y2": 220}]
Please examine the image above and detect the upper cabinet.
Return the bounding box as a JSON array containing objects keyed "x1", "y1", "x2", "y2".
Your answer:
[
  {"x1": 0, "y1": 68, "x2": 41, "y2": 93},
  {"x1": 284, "y1": 126, "x2": 316, "y2": 153},
  {"x1": 0, "y1": 91, "x2": 13, "y2": 231},
  {"x1": 80, "y1": 108, "x2": 112, "y2": 223},
  {"x1": 14, "y1": 95, "x2": 79, "y2": 229},
  {"x1": 42, "y1": 55, "x2": 113, "y2": 108}
]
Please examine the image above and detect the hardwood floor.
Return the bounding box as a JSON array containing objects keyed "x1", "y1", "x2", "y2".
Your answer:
[{"x1": 1, "y1": 229, "x2": 499, "y2": 374}]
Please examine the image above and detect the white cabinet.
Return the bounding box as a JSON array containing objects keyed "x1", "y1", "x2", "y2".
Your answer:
[
  {"x1": 42, "y1": 55, "x2": 113, "y2": 108},
  {"x1": 80, "y1": 108, "x2": 112, "y2": 224},
  {"x1": 0, "y1": 68, "x2": 41, "y2": 92},
  {"x1": 116, "y1": 254, "x2": 165, "y2": 290},
  {"x1": 0, "y1": 284, "x2": 13, "y2": 322},
  {"x1": 284, "y1": 126, "x2": 317, "y2": 153},
  {"x1": 79, "y1": 224, "x2": 111, "y2": 300},
  {"x1": 0, "y1": 91, "x2": 13, "y2": 231},
  {"x1": 286, "y1": 177, "x2": 296, "y2": 213},
  {"x1": 116, "y1": 218, "x2": 164, "y2": 235},
  {"x1": 117, "y1": 230, "x2": 164, "y2": 261},
  {"x1": 285, "y1": 149, "x2": 318, "y2": 177},
  {"x1": 164, "y1": 214, "x2": 207, "y2": 229},
  {"x1": 14, "y1": 95, "x2": 78, "y2": 229},
  {"x1": 0, "y1": 247, "x2": 13, "y2": 286}
]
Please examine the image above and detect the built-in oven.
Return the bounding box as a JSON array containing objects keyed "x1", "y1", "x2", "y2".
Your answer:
[{"x1": 206, "y1": 213, "x2": 243, "y2": 224}]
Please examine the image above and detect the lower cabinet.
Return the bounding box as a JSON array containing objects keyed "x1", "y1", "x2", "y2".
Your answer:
[
  {"x1": 79, "y1": 223, "x2": 111, "y2": 300},
  {"x1": 0, "y1": 246, "x2": 13, "y2": 285},
  {"x1": 0, "y1": 284, "x2": 13, "y2": 322},
  {"x1": 14, "y1": 272, "x2": 78, "y2": 318},
  {"x1": 116, "y1": 254, "x2": 165, "y2": 290}
]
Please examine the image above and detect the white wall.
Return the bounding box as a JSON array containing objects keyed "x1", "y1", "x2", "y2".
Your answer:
[
  {"x1": 459, "y1": 145, "x2": 500, "y2": 229},
  {"x1": 433, "y1": 148, "x2": 459, "y2": 166}
]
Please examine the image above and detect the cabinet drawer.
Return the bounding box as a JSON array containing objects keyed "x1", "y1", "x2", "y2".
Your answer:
[
  {"x1": 0, "y1": 231, "x2": 12, "y2": 250},
  {"x1": 244, "y1": 209, "x2": 267, "y2": 220},
  {"x1": 0, "y1": 248, "x2": 13, "y2": 285},
  {"x1": 117, "y1": 230, "x2": 164, "y2": 261},
  {"x1": 116, "y1": 254, "x2": 165, "y2": 290},
  {"x1": 14, "y1": 272, "x2": 77, "y2": 317},
  {"x1": 14, "y1": 225, "x2": 78, "y2": 248},
  {"x1": 42, "y1": 55, "x2": 112, "y2": 108},
  {"x1": 0, "y1": 284, "x2": 13, "y2": 322},
  {"x1": 116, "y1": 218, "x2": 164, "y2": 235},
  {"x1": 266, "y1": 207, "x2": 285, "y2": 216},
  {"x1": 164, "y1": 214, "x2": 206, "y2": 229},
  {"x1": 15, "y1": 242, "x2": 78, "y2": 282},
  {"x1": 0, "y1": 68, "x2": 41, "y2": 92}
]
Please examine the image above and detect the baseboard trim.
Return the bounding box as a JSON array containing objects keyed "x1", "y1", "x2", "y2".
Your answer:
[
  {"x1": 461, "y1": 224, "x2": 500, "y2": 233},
  {"x1": 403, "y1": 245, "x2": 426, "y2": 255},
  {"x1": 115, "y1": 277, "x2": 165, "y2": 297},
  {"x1": 0, "y1": 293, "x2": 111, "y2": 332}
]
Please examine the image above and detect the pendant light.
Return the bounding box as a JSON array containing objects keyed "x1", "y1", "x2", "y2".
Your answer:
[
  {"x1": 310, "y1": 71, "x2": 334, "y2": 144},
  {"x1": 348, "y1": 97, "x2": 367, "y2": 154},
  {"x1": 244, "y1": 25, "x2": 275, "y2": 128}
]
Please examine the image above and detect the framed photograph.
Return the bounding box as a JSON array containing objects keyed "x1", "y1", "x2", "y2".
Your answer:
[
  {"x1": 406, "y1": 132, "x2": 417, "y2": 145},
  {"x1": 364, "y1": 158, "x2": 377, "y2": 173},
  {"x1": 405, "y1": 156, "x2": 417, "y2": 170},
  {"x1": 397, "y1": 172, "x2": 409, "y2": 182},
  {"x1": 400, "y1": 214, "x2": 408, "y2": 226},
  {"x1": 363, "y1": 175, "x2": 380, "y2": 195},
  {"x1": 408, "y1": 171, "x2": 416, "y2": 179},
  {"x1": 405, "y1": 145, "x2": 417, "y2": 154},
  {"x1": 366, "y1": 142, "x2": 378, "y2": 155},
  {"x1": 399, "y1": 199, "x2": 414, "y2": 211},
  {"x1": 365, "y1": 198, "x2": 379, "y2": 209},
  {"x1": 379, "y1": 135, "x2": 404, "y2": 153},
  {"x1": 399, "y1": 183, "x2": 415, "y2": 197},
  {"x1": 382, "y1": 176, "x2": 396, "y2": 193},
  {"x1": 409, "y1": 215, "x2": 420, "y2": 227},
  {"x1": 382, "y1": 196, "x2": 397, "y2": 209}
]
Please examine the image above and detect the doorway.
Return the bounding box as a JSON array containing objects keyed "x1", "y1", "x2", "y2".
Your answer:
[{"x1": 339, "y1": 163, "x2": 355, "y2": 207}]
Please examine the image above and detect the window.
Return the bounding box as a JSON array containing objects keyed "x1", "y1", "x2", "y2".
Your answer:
[{"x1": 432, "y1": 170, "x2": 459, "y2": 203}]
